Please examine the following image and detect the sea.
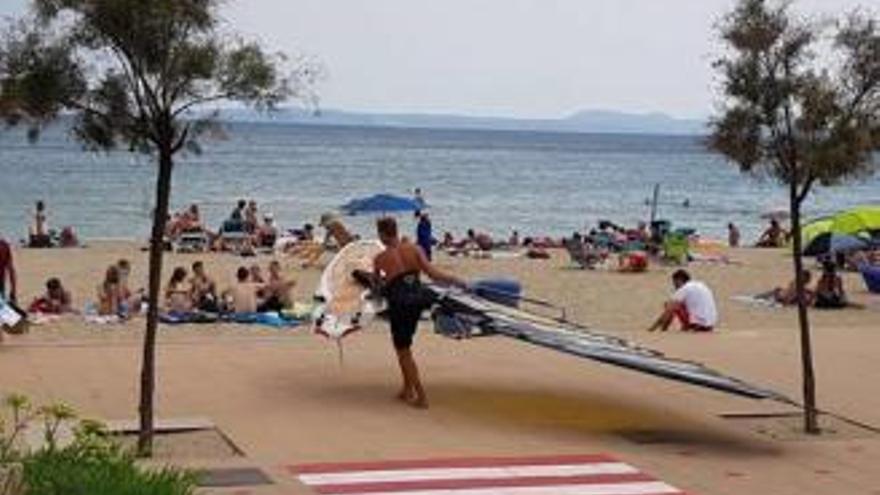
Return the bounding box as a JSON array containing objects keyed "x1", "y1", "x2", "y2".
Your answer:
[{"x1": 1, "y1": 121, "x2": 878, "y2": 243}]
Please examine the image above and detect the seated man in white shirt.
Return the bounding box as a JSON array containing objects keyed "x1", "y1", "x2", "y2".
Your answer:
[{"x1": 648, "y1": 269, "x2": 718, "y2": 332}]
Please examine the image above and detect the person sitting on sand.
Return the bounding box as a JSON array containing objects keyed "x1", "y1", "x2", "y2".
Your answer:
[
  {"x1": 190, "y1": 261, "x2": 219, "y2": 312},
  {"x1": 117, "y1": 259, "x2": 145, "y2": 314},
  {"x1": 618, "y1": 251, "x2": 648, "y2": 273},
  {"x1": 373, "y1": 217, "x2": 467, "y2": 409},
  {"x1": 256, "y1": 213, "x2": 278, "y2": 248},
  {"x1": 165, "y1": 267, "x2": 191, "y2": 313},
  {"x1": 464, "y1": 229, "x2": 494, "y2": 251},
  {"x1": 293, "y1": 214, "x2": 356, "y2": 267},
  {"x1": 756, "y1": 219, "x2": 787, "y2": 248},
  {"x1": 29, "y1": 278, "x2": 73, "y2": 314},
  {"x1": 648, "y1": 269, "x2": 718, "y2": 332},
  {"x1": 758, "y1": 270, "x2": 814, "y2": 306},
  {"x1": 249, "y1": 264, "x2": 265, "y2": 284},
  {"x1": 223, "y1": 266, "x2": 259, "y2": 313},
  {"x1": 814, "y1": 261, "x2": 847, "y2": 309},
  {"x1": 97, "y1": 265, "x2": 127, "y2": 317},
  {"x1": 258, "y1": 260, "x2": 295, "y2": 312},
  {"x1": 244, "y1": 200, "x2": 260, "y2": 234}
]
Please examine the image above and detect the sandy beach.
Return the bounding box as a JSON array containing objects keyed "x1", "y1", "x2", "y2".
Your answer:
[{"x1": 2, "y1": 241, "x2": 880, "y2": 494}]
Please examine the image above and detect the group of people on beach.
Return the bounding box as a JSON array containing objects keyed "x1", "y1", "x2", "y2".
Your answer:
[
  {"x1": 165, "y1": 200, "x2": 280, "y2": 254},
  {"x1": 164, "y1": 260, "x2": 295, "y2": 315}
]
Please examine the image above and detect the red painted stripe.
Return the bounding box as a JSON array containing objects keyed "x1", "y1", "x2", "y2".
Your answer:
[
  {"x1": 313, "y1": 472, "x2": 655, "y2": 494},
  {"x1": 293, "y1": 454, "x2": 617, "y2": 474}
]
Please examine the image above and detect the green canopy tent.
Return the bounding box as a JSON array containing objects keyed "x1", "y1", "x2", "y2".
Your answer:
[
  {"x1": 801, "y1": 217, "x2": 833, "y2": 246},
  {"x1": 830, "y1": 205, "x2": 880, "y2": 236}
]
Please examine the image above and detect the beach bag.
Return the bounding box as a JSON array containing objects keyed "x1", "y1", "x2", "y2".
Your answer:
[{"x1": 0, "y1": 297, "x2": 28, "y2": 334}]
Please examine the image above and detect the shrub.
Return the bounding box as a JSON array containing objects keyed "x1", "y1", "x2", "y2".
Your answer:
[{"x1": 1, "y1": 394, "x2": 197, "y2": 495}]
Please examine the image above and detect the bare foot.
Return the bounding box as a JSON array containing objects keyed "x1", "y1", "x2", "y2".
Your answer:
[
  {"x1": 396, "y1": 388, "x2": 413, "y2": 402},
  {"x1": 408, "y1": 397, "x2": 429, "y2": 409}
]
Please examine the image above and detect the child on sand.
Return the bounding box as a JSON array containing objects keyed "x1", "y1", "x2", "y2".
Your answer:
[{"x1": 29, "y1": 278, "x2": 73, "y2": 314}]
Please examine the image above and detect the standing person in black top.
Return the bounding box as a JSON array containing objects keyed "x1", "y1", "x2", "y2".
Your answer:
[{"x1": 373, "y1": 217, "x2": 466, "y2": 409}]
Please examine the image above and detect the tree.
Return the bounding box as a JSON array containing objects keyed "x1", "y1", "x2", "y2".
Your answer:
[
  {"x1": 710, "y1": 0, "x2": 879, "y2": 433},
  {"x1": 1, "y1": 0, "x2": 320, "y2": 455}
]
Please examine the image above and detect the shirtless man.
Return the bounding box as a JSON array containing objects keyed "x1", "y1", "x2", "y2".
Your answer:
[
  {"x1": 373, "y1": 217, "x2": 466, "y2": 408},
  {"x1": 190, "y1": 261, "x2": 218, "y2": 312},
  {"x1": 223, "y1": 267, "x2": 259, "y2": 313},
  {"x1": 265, "y1": 260, "x2": 295, "y2": 308}
]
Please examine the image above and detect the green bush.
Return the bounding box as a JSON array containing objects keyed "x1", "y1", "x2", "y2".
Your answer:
[
  {"x1": 22, "y1": 422, "x2": 198, "y2": 495},
  {"x1": 1, "y1": 394, "x2": 197, "y2": 495}
]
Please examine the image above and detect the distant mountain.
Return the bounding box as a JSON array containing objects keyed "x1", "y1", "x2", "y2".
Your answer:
[{"x1": 216, "y1": 107, "x2": 707, "y2": 136}]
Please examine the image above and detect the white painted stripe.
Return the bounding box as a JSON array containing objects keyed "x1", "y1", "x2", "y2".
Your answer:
[
  {"x1": 299, "y1": 462, "x2": 639, "y2": 486},
  {"x1": 334, "y1": 481, "x2": 680, "y2": 495}
]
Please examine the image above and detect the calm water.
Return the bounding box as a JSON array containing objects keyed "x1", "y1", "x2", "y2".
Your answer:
[{"x1": 1, "y1": 122, "x2": 878, "y2": 242}]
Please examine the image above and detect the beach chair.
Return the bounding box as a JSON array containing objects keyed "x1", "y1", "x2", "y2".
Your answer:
[
  {"x1": 175, "y1": 229, "x2": 209, "y2": 253},
  {"x1": 662, "y1": 233, "x2": 689, "y2": 265},
  {"x1": 219, "y1": 220, "x2": 250, "y2": 253},
  {"x1": 860, "y1": 264, "x2": 880, "y2": 294}
]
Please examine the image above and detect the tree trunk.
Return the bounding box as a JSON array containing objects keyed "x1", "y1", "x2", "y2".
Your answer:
[
  {"x1": 137, "y1": 146, "x2": 174, "y2": 457},
  {"x1": 790, "y1": 183, "x2": 820, "y2": 434}
]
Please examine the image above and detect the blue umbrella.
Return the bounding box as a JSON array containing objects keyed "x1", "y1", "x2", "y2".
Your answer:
[
  {"x1": 340, "y1": 194, "x2": 424, "y2": 215},
  {"x1": 803, "y1": 232, "x2": 869, "y2": 257}
]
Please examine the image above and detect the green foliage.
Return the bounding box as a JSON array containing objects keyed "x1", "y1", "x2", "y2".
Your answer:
[
  {"x1": 2, "y1": 0, "x2": 320, "y2": 153},
  {"x1": 0, "y1": 1, "x2": 320, "y2": 457},
  {"x1": 23, "y1": 427, "x2": 198, "y2": 495},
  {"x1": 0, "y1": 394, "x2": 198, "y2": 495},
  {"x1": 710, "y1": 0, "x2": 879, "y2": 197}
]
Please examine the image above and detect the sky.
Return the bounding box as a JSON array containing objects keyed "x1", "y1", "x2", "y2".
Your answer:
[{"x1": 2, "y1": 0, "x2": 878, "y2": 119}]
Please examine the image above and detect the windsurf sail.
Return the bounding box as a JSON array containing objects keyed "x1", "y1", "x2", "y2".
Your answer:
[{"x1": 430, "y1": 288, "x2": 786, "y2": 401}]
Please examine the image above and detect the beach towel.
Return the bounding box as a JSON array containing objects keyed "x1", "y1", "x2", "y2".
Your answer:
[
  {"x1": 223, "y1": 312, "x2": 302, "y2": 328},
  {"x1": 159, "y1": 312, "x2": 220, "y2": 325},
  {"x1": 732, "y1": 295, "x2": 783, "y2": 309}
]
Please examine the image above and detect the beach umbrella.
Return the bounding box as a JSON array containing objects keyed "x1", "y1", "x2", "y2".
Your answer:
[
  {"x1": 803, "y1": 232, "x2": 869, "y2": 257},
  {"x1": 829, "y1": 205, "x2": 880, "y2": 236},
  {"x1": 801, "y1": 217, "x2": 833, "y2": 246},
  {"x1": 341, "y1": 194, "x2": 423, "y2": 216}
]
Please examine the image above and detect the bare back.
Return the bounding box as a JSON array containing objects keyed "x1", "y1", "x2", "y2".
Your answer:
[{"x1": 375, "y1": 241, "x2": 424, "y2": 282}]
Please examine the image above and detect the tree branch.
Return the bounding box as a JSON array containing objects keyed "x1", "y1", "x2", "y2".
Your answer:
[
  {"x1": 797, "y1": 175, "x2": 816, "y2": 205},
  {"x1": 171, "y1": 92, "x2": 234, "y2": 118},
  {"x1": 170, "y1": 123, "x2": 190, "y2": 154}
]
